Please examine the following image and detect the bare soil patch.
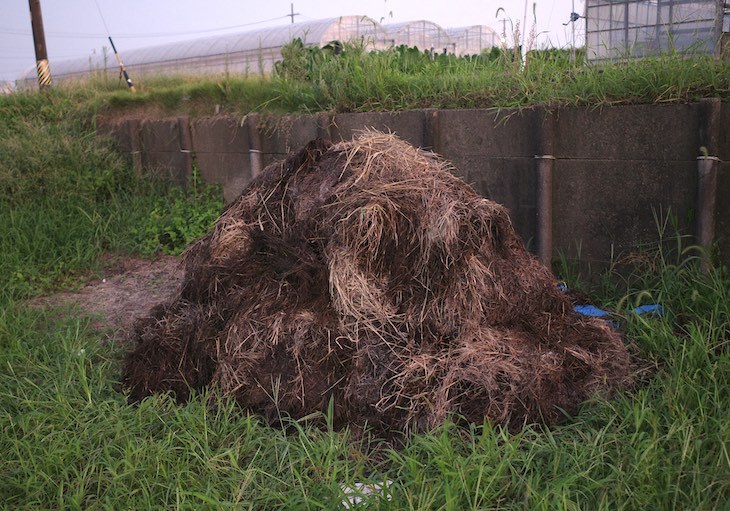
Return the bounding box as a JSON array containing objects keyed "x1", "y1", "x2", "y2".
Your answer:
[{"x1": 31, "y1": 255, "x2": 184, "y2": 338}]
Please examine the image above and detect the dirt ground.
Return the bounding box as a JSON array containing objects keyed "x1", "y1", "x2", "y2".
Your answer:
[{"x1": 32, "y1": 255, "x2": 184, "y2": 338}]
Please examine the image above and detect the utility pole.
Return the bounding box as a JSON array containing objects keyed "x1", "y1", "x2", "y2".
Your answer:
[
  {"x1": 288, "y1": 3, "x2": 300, "y2": 23},
  {"x1": 28, "y1": 0, "x2": 52, "y2": 89}
]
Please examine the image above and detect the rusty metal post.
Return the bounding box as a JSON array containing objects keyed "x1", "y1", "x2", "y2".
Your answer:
[
  {"x1": 696, "y1": 98, "x2": 721, "y2": 270},
  {"x1": 246, "y1": 114, "x2": 263, "y2": 178},
  {"x1": 535, "y1": 109, "x2": 555, "y2": 267},
  {"x1": 177, "y1": 116, "x2": 194, "y2": 188}
]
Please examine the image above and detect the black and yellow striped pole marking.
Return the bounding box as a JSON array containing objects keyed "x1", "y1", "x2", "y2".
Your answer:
[
  {"x1": 36, "y1": 58, "x2": 52, "y2": 88},
  {"x1": 108, "y1": 37, "x2": 136, "y2": 92},
  {"x1": 28, "y1": 0, "x2": 52, "y2": 90}
]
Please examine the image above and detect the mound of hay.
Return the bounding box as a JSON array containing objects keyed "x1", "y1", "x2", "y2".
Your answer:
[{"x1": 123, "y1": 131, "x2": 631, "y2": 436}]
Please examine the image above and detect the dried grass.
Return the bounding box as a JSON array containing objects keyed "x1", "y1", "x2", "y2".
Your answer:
[{"x1": 122, "y1": 130, "x2": 632, "y2": 437}]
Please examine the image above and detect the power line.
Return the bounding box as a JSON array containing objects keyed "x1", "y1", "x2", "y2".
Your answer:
[
  {"x1": 0, "y1": 46, "x2": 95, "y2": 52},
  {"x1": 98, "y1": 15, "x2": 293, "y2": 37},
  {"x1": 92, "y1": 0, "x2": 112, "y2": 36},
  {"x1": 0, "y1": 53, "x2": 88, "y2": 60},
  {"x1": 0, "y1": 29, "x2": 33, "y2": 35},
  {"x1": 0, "y1": 14, "x2": 292, "y2": 40}
]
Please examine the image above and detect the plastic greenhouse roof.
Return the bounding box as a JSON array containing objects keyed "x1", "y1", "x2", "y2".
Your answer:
[
  {"x1": 385, "y1": 20, "x2": 448, "y2": 33},
  {"x1": 24, "y1": 15, "x2": 385, "y2": 80},
  {"x1": 446, "y1": 25, "x2": 500, "y2": 54},
  {"x1": 446, "y1": 26, "x2": 499, "y2": 39},
  {"x1": 384, "y1": 20, "x2": 452, "y2": 50}
]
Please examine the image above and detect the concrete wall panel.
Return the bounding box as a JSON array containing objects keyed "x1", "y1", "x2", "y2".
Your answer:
[
  {"x1": 435, "y1": 108, "x2": 538, "y2": 158},
  {"x1": 453, "y1": 156, "x2": 537, "y2": 244},
  {"x1": 192, "y1": 117, "x2": 249, "y2": 154},
  {"x1": 260, "y1": 115, "x2": 319, "y2": 166},
  {"x1": 140, "y1": 119, "x2": 179, "y2": 153},
  {"x1": 97, "y1": 119, "x2": 133, "y2": 154},
  {"x1": 195, "y1": 153, "x2": 251, "y2": 203},
  {"x1": 553, "y1": 160, "x2": 697, "y2": 264},
  {"x1": 435, "y1": 109, "x2": 538, "y2": 244},
  {"x1": 140, "y1": 119, "x2": 187, "y2": 184},
  {"x1": 555, "y1": 104, "x2": 700, "y2": 161},
  {"x1": 192, "y1": 117, "x2": 251, "y2": 203},
  {"x1": 331, "y1": 111, "x2": 427, "y2": 149}
]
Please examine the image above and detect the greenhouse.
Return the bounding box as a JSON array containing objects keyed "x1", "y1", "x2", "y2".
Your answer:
[
  {"x1": 384, "y1": 20, "x2": 454, "y2": 54},
  {"x1": 20, "y1": 16, "x2": 388, "y2": 84},
  {"x1": 586, "y1": 0, "x2": 729, "y2": 61},
  {"x1": 446, "y1": 26, "x2": 500, "y2": 56}
]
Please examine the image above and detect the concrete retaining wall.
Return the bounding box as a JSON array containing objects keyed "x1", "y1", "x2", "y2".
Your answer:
[
  {"x1": 99, "y1": 101, "x2": 729, "y2": 271},
  {"x1": 191, "y1": 117, "x2": 251, "y2": 203}
]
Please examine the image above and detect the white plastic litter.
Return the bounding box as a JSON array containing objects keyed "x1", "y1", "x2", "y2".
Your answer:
[{"x1": 340, "y1": 480, "x2": 392, "y2": 509}]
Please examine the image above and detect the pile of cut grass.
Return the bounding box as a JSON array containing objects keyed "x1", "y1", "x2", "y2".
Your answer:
[{"x1": 122, "y1": 131, "x2": 631, "y2": 438}]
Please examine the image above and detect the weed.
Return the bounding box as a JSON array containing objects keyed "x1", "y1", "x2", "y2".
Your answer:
[{"x1": 125, "y1": 170, "x2": 222, "y2": 255}]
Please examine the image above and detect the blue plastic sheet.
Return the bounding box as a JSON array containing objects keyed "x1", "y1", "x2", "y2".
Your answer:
[
  {"x1": 632, "y1": 304, "x2": 665, "y2": 317},
  {"x1": 574, "y1": 304, "x2": 611, "y2": 317},
  {"x1": 559, "y1": 282, "x2": 665, "y2": 327}
]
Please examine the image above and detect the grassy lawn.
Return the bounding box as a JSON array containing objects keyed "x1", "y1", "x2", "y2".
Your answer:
[{"x1": 1, "y1": 57, "x2": 728, "y2": 509}]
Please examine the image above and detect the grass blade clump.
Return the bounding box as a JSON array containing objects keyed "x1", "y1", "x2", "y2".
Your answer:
[
  {"x1": 0, "y1": 90, "x2": 223, "y2": 300},
  {"x1": 123, "y1": 131, "x2": 632, "y2": 438}
]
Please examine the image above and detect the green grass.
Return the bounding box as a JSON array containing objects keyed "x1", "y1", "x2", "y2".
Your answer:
[
  {"x1": 1, "y1": 67, "x2": 728, "y2": 509},
  {"x1": 30, "y1": 45, "x2": 730, "y2": 119},
  {"x1": 1, "y1": 260, "x2": 727, "y2": 509},
  {"x1": 0, "y1": 89, "x2": 223, "y2": 300}
]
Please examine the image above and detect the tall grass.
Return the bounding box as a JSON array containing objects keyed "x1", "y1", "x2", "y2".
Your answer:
[
  {"x1": 67, "y1": 44, "x2": 730, "y2": 117},
  {"x1": 276, "y1": 45, "x2": 729, "y2": 110},
  {"x1": 0, "y1": 89, "x2": 222, "y2": 300}
]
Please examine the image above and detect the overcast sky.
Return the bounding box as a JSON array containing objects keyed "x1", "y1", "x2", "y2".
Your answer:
[{"x1": 1, "y1": 0, "x2": 586, "y2": 82}]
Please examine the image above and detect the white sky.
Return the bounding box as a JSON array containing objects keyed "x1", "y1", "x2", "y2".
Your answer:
[{"x1": 1, "y1": 0, "x2": 586, "y2": 82}]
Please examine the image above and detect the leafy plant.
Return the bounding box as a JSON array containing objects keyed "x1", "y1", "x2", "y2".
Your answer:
[{"x1": 127, "y1": 170, "x2": 223, "y2": 255}]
